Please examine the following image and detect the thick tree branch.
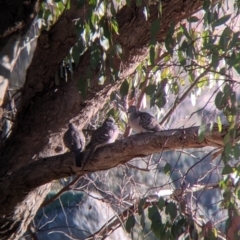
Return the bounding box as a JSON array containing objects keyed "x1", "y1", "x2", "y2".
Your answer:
[
  {"x1": 0, "y1": 124, "x2": 227, "y2": 219},
  {"x1": 21, "y1": 0, "x2": 90, "y2": 106}
]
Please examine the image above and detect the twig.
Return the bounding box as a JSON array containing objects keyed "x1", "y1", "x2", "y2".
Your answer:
[
  {"x1": 40, "y1": 175, "x2": 82, "y2": 208},
  {"x1": 160, "y1": 64, "x2": 212, "y2": 126}
]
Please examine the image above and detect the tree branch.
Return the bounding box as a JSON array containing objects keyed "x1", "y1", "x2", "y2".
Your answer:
[{"x1": 0, "y1": 124, "x2": 227, "y2": 218}]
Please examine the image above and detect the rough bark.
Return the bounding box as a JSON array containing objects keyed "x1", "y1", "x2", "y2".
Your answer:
[
  {"x1": 3, "y1": 124, "x2": 226, "y2": 197},
  {"x1": 0, "y1": 123, "x2": 227, "y2": 239},
  {"x1": 0, "y1": 0, "x2": 219, "y2": 239},
  {"x1": 0, "y1": 0, "x2": 40, "y2": 51}
]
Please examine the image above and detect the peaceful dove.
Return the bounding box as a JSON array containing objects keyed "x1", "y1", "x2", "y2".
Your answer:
[
  {"x1": 127, "y1": 105, "x2": 164, "y2": 133},
  {"x1": 83, "y1": 117, "x2": 119, "y2": 168},
  {"x1": 63, "y1": 123, "x2": 85, "y2": 166}
]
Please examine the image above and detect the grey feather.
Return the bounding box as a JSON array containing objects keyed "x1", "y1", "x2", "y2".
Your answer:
[
  {"x1": 127, "y1": 105, "x2": 164, "y2": 133},
  {"x1": 83, "y1": 117, "x2": 119, "y2": 168},
  {"x1": 63, "y1": 123, "x2": 85, "y2": 167}
]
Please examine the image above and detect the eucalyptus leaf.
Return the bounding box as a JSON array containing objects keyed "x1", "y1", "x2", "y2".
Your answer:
[
  {"x1": 212, "y1": 14, "x2": 231, "y2": 28},
  {"x1": 125, "y1": 215, "x2": 135, "y2": 233},
  {"x1": 120, "y1": 80, "x2": 129, "y2": 96},
  {"x1": 145, "y1": 84, "x2": 156, "y2": 95},
  {"x1": 222, "y1": 164, "x2": 234, "y2": 175},
  {"x1": 165, "y1": 202, "x2": 177, "y2": 220}
]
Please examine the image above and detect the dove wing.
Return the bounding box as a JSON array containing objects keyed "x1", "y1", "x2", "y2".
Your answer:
[
  {"x1": 86, "y1": 125, "x2": 115, "y2": 149},
  {"x1": 139, "y1": 112, "x2": 163, "y2": 131}
]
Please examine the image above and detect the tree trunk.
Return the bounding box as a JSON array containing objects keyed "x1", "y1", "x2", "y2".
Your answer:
[{"x1": 0, "y1": 0, "x2": 218, "y2": 239}]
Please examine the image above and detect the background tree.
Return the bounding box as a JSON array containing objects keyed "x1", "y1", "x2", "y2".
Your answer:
[{"x1": 0, "y1": 0, "x2": 240, "y2": 239}]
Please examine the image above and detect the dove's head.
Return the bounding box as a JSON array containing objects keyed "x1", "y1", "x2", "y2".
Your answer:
[
  {"x1": 103, "y1": 117, "x2": 115, "y2": 126},
  {"x1": 68, "y1": 123, "x2": 75, "y2": 129},
  {"x1": 127, "y1": 105, "x2": 138, "y2": 115}
]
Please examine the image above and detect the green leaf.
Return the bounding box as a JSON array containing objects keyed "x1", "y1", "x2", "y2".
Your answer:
[
  {"x1": 228, "y1": 31, "x2": 240, "y2": 50},
  {"x1": 212, "y1": 14, "x2": 231, "y2": 28},
  {"x1": 158, "y1": 197, "x2": 165, "y2": 210},
  {"x1": 198, "y1": 124, "x2": 207, "y2": 142},
  {"x1": 219, "y1": 180, "x2": 227, "y2": 189},
  {"x1": 148, "y1": 206, "x2": 162, "y2": 238},
  {"x1": 217, "y1": 116, "x2": 222, "y2": 132},
  {"x1": 164, "y1": 163, "x2": 172, "y2": 175},
  {"x1": 234, "y1": 144, "x2": 240, "y2": 159},
  {"x1": 84, "y1": 23, "x2": 91, "y2": 44},
  {"x1": 78, "y1": 79, "x2": 88, "y2": 99},
  {"x1": 237, "y1": 189, "x2": 240, "y2": 200},
  {"x1": 110, "y1": 92, "x2": 116, "y2": 101},
  {"x1": 66, "y1": 0, "x2": 70, "y2": 10},
  {"x1": 72, "y1": 46, "x2": 80, "y2": 66},
  {"x1": 211, "y1": 53, "x2": 219, "y2": 69},
  {"x1": 150, "y1": 19, "x2": 160, "y2": 37},
  {"x1": 186, "y1": 44, "x2": 195, "y2": 59},
  {"x1": 188, "y1": 16, "x2": 199, "y2": 22},
  {"x1": 165, "y1": 35, "x2": 175, "y2": 56},
  {"x1": 89, "y1": 0, "x2": 96, "y2": 5},
  {"x1": 138, "y1": 198, "x2": 146, "y2": 215},
  {"x1": 148, "y1": 206, "x2": 161, "y2": 222},
  {"x1": 156, "y1": 95, "x2": 166, "y2": 109},
  {"x1": 140, "y1": 211, "x2": 146, "y2": 229},
  {"x1": 172, "y1": 82, "x2": 179, "y2": 94},
  {"x1": 165, "y1": 202, "x2": 177, "y2": 220},
  {"x1": 172, "y1": 218, "x2": 186, "y2": 237},
  {"x1": 158, "y1": 1, "x2": 162, "y2": 16},
  {"x1": 145, "y1": 84, "x2": 156, "y2": 95},
  {"x1": 180, "y1": 24, "x2": 191, "y2": 40},
  {"x1": 107, "y1": 108, "x2": 119, "y2": 118},
  {"x1": 233, "y1": 54, "x2": 240, "y2": 74},
  {"x1": 178, "y1": 50, "x2": 186, "y2": 66},
  {"x1": 203, "y1": 0, "x2": 210, "y2": 11},
  {"x1": 150, "y1": 45, "x2": 155, "y2": 65},
  {"x1": 222, "y1": 164, "x2": 234, "y2": 175},
  {"x1": 208, "y1": 228, "x2": 218, "y2": 239},
  {"x1": 219, "y1": 26, "x2": 232, "y2": 51},
  {"x1": 120, "y1": 80, "x2": 129, "y2": 96},
  {"x1": 215, "y1": 91, "x2": 227, "y2": 110},
  {"x1": 224, "y1": 142, "x2": 234, "y2": 161},
  {"x1": 111, "y1": 18, "x2": 119, "y2": 34},
  {"x1": 223, "y1": 132, "x2": 231, "y2": 144},
  {"x1": 206, "y1": 11, "x2": 214, "y2": 25},
  {"x1": 125, "y1": 215, "x2": 135, "y2": 233},
  {"x1": 223, "y1": 84, "x2": 232, "y2": 95}
]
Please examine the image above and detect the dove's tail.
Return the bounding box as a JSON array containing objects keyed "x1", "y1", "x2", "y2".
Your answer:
[
  {"x1": 80, "y1": 146, "x2": 97, "y2": 170},
  {"x1": 74, "y1": 150, "x2": 84, "y2": 167}
]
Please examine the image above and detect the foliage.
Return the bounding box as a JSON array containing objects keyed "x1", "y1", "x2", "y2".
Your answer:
[{"x1": 1, "y1": 0, "x2": 240, "y2": 239}]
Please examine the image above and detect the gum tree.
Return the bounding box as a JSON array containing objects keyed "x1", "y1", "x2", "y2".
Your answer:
[{"x1": 0, "y1": 0, "x2": 240, "y2": 239}]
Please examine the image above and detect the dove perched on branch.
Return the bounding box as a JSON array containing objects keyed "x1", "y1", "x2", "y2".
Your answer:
[
  {"x1": 127, "y1": 105, "x2": 164, "y2": 133},
  {"x1": 83, "y1": 117, "x2": 119, "y2": 168},
  {"x1": 63, "y1": 123, "x2": 85, "y2": 166}
]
